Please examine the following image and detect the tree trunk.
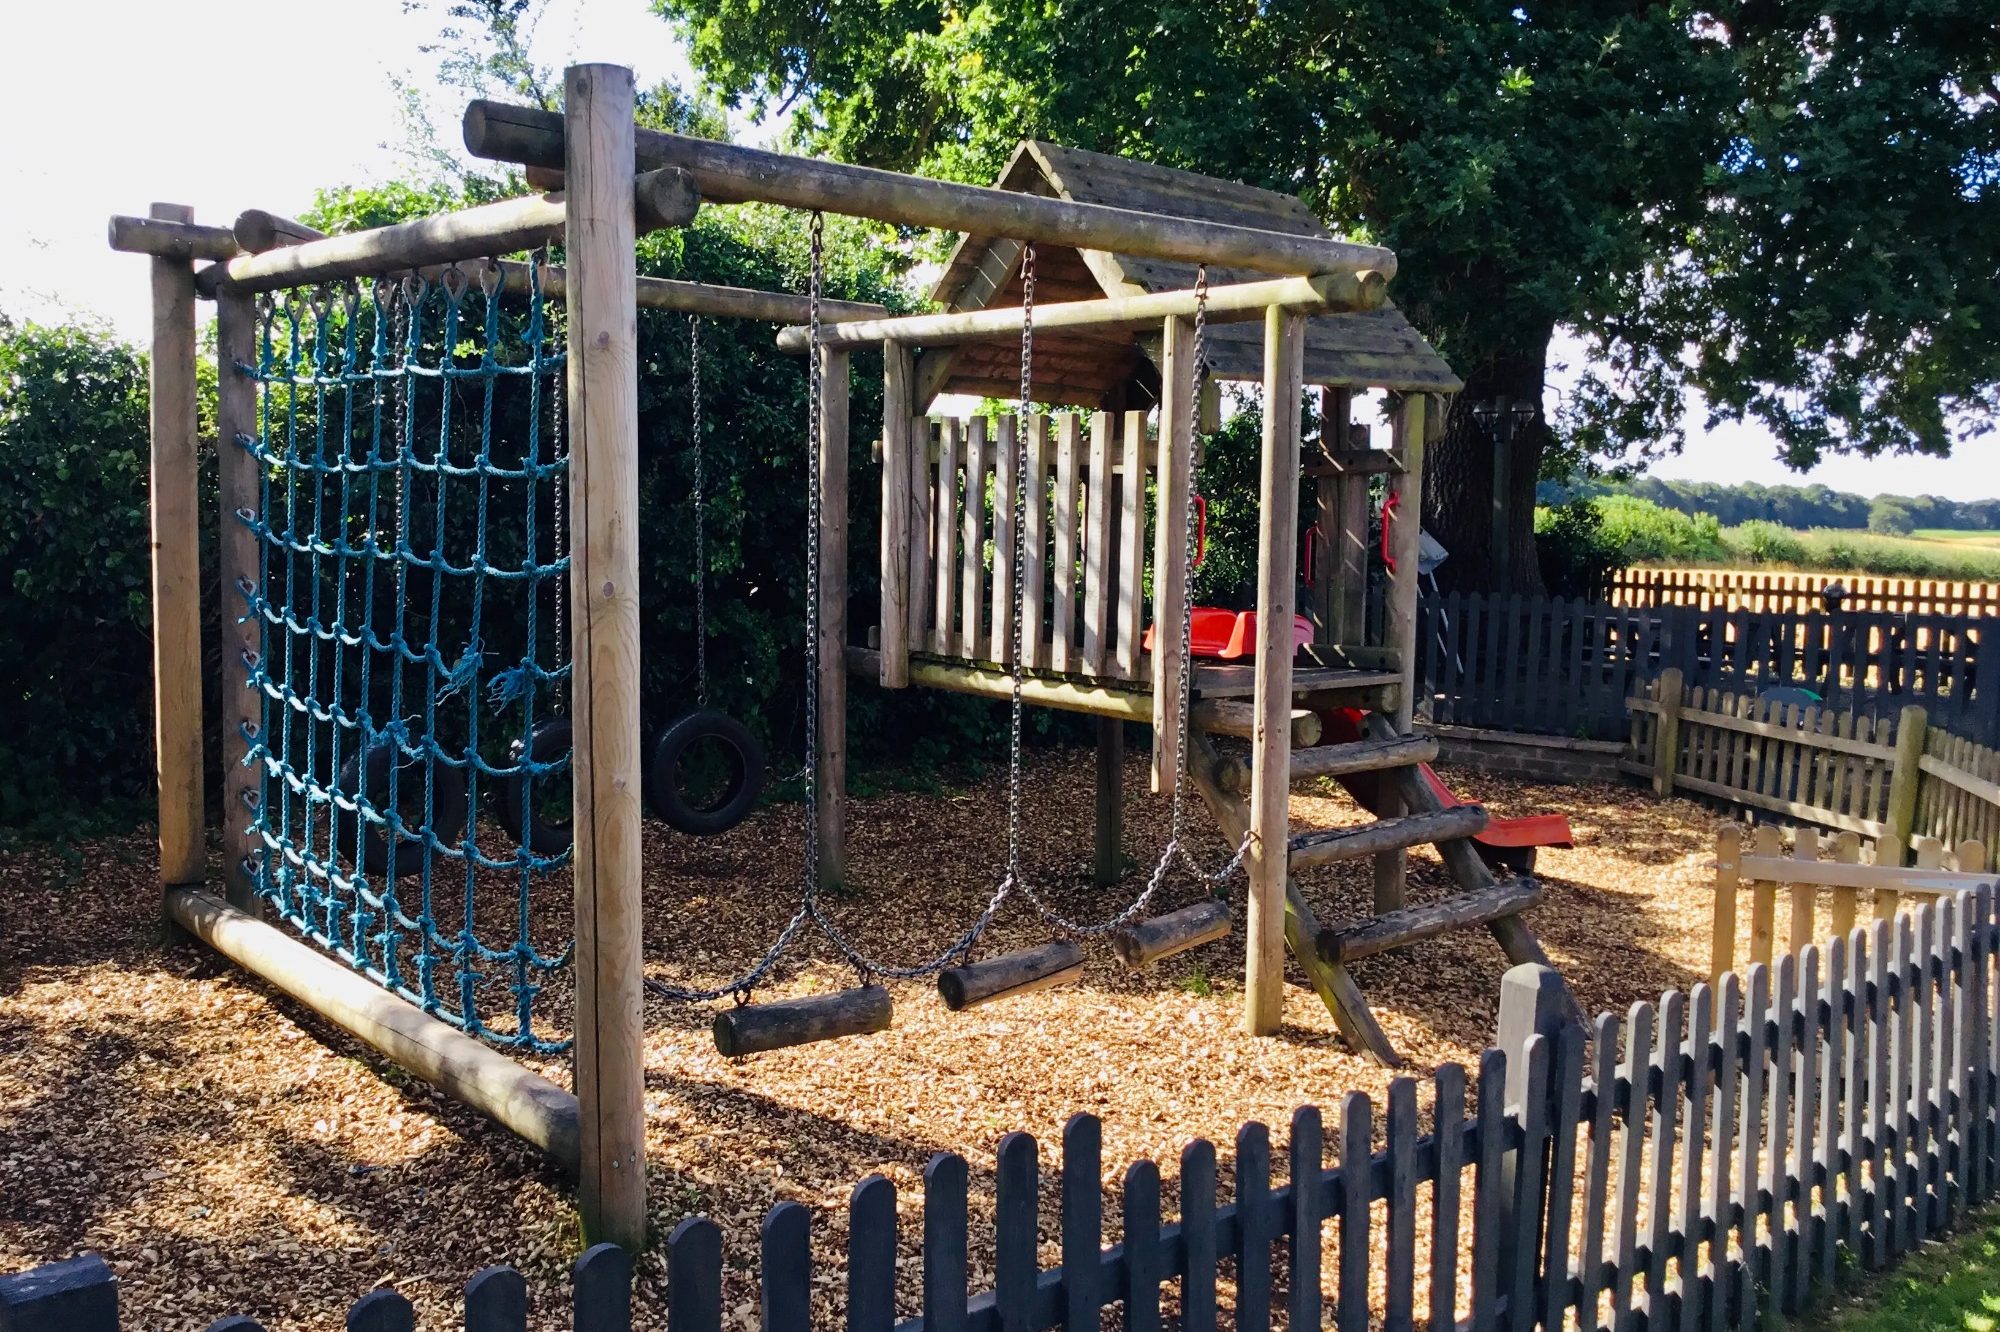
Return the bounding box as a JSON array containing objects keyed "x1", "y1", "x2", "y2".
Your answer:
[{"x1": 1421, "y1": 327, "x2": 1554, "y2": 596}]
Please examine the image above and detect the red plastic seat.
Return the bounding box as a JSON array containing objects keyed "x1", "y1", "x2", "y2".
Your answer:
[{"x1": 1143, "y1": 608, "x2": 1314, "y2": 660}]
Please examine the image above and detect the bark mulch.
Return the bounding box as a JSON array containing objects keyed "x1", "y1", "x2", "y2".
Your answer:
[{"x1": 0, "y1": 749, "x2": 1723, "y2": 1330}]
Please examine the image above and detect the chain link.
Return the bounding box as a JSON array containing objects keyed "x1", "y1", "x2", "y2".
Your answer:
[
  {"x1": 544, "y1": 251, "x2": 569, "y2": 703},
  {"x1": 691, "y1": 315, "x2": 708, "y2": 707}
]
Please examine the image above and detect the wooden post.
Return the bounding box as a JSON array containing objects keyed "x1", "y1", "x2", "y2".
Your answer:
[
  {"x1": 1095, "y1": 717, "x2": 1124, "y2": 888},
  {"x1": 214, "y1": 288, "x2": 262, "y2": 911},
  {"x1": 817, "y1": 344, "x2": 852, "y2": 888},
  {"x1": 1652, "y1": 667, "x2": 1684, "y2": 798},
  {"x1": 563, "y1": 62, "x2": 648, "y2": 1252},
  {"x1": 878, "y1": 342, "x2": 912, "y2": 688},
  {"x1": 1151, "y1": 315, "x2": 1197, "y2": 791},
  {"x1": 149, "y1": 202, "x2": 205, "y2": 892},
  {"x1": 1493, "y1": 962, "x2": 1571, "y2": 1288},
  {"x1": 1712, "y1": 825, "x2": 1741, "y2": 984},
  {"x1": 1246, "y1": 306, "x2": 1306, "y2": 1036},
  {"x1": 1373, "y1": 393, "x2": 1430, "y2": 913},
  {"x1": 1881, "y1": 704, "x2": 1929, "y2": 868}
]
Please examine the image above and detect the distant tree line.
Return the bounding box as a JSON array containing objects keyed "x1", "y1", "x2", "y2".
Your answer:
[{"x1": 1537, "y1": 475, "x2": 2000, "y2": 536}]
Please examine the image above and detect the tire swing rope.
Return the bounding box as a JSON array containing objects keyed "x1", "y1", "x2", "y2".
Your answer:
[{"x1": 646, "y1": 216, "x2": 1245, "y2": 1023}]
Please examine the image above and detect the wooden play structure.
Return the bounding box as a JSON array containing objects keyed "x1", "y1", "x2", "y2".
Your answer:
[{"x1": 109, "y1": 63, "x2": 1568, "y2": 1248}]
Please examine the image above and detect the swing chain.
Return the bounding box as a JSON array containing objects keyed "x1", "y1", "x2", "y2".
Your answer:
[
  {"x1": 691, "y1": 314, "x2": 708, "y2": 707},
  {"x1": 1003, "y1": 242, "x2": 1036, "y2": 883}
]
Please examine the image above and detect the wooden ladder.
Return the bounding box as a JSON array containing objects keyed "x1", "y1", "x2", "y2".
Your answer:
[{"x1": 1190, "y1": 710, "x2": 1578, "y2": 1065}]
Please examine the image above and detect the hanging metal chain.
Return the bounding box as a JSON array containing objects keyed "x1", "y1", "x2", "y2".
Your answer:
[
  {"x1": 691, "y1": 315, "x2": 708, "y2": 707},
  {"x1": 801, "y1": 210, "x2": 825, "y2": 924},
  {"x1": 542, "y1": 250, "x2": 570, "y2": 705}
]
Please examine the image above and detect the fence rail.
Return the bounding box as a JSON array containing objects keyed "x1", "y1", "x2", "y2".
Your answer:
[
  {"x1": 1626, "y1": 675, "x2": 2000, "y2": 863},
  {"x1": 1609, "y1": 567, "x2": 2000, "y2": 618},
  {"x1": 1416, "y1": 593, "x2": 1996, "y2": 745},
  {"x1": 10, "y1": 901, "x2": 2000, "y2": 1332}
]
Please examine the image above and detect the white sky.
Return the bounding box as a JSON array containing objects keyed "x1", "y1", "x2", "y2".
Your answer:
[{"x1": 3, "y1": 0, "x2": 1991, "y2": 503}]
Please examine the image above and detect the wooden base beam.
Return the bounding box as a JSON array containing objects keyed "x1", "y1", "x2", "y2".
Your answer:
[
  {"x1": 1317, "y1": 879, "x2": 1545, "y2": 965},
  {"x1": 938, "y1": 942, "x2": 1085, "y2": 1010},
  {"x1": 167, "y1": 888, "x2": 579, "y2": 1167},
  {"x1": 711, "y1": 986, "x2": 891, "y2": 1057},
  {"x1": 845, "y1": 646, "x2": 1153, "y2": 722}
]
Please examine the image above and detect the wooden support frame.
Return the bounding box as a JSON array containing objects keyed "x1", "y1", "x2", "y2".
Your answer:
[
  {"x1": 206, "y1": 169, "x2": 699, "y2": 294},
  {"x1": 773, "y1": 272, "x2": 1386, "y2": 352},
  {"x1": 1151, "y1": 316, "x2": 1197, "y2": 792},
  {"x1": 214, "y1": 285, "x2": 261, "y2": 911},
  {"x1": 817, "y1": 344, "x2": 853, "y2": 888},
  {"x1": 879, "y1": 342, "x2": 914, "y2": 688},
  {"x1": 1372, "y1": 393, "x2": 1431, "y2": 912},
  {"x1": 563, "y1": 63, "x2": 649, "y2": 1252},
  {"x1": 148, "y1": 202, "x2": 205, "y2": 892},
  {"x1": 463, "y1": 100, "x2": 1400, "y2": 280},
  {"x1": 1245, "y1": 306, "x2": 1307, "y2": 1036}
]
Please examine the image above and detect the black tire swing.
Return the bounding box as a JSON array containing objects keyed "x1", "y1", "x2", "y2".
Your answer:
[
  {"x1": 338, "y1": 741, "x2": 471, "y2": 877},
  {"x1": 644, "y1": 314, "x2": 766, "y2": 837}
]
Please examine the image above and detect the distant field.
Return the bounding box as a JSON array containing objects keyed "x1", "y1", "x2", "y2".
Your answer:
[{"x1": 1912, "y1": 528, "x2": 2000, "y2": 547}]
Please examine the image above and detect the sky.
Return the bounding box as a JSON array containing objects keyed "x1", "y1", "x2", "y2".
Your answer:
[{"x1": 3, "y1": 0, "x2": 1990, "y2": 504}]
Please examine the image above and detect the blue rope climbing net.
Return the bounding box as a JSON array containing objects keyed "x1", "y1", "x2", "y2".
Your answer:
[{"x1": 234, "y1": 260, "x2": 573, "y2": 1052}]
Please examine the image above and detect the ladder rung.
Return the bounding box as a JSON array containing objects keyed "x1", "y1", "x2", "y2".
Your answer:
[
  {"x1": 1290, "y1": 733, "x2": 1439, "y2": 782},
  {"x1": 1288, "y1": 805, "x2": 1490, "y2": 870},
  {"x1": 1316, "y1": 879, "x2": 1545, "y2": 965}
]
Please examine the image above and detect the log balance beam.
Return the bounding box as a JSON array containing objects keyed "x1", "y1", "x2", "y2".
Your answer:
[
  {"x1": 772, "y1": 271, "x2": 1388, "y2": 352},
  {"x1": 462, "y1": 101, "x2": 1397, "y2": 281},
  {"x1": 165, "y1": 887, "x2": 580, "y2": 1169}
]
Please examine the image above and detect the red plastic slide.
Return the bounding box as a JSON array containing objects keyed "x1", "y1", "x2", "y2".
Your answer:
[{"x1": 1316, "y1": 708, "x2": 1574, "y2": 874}]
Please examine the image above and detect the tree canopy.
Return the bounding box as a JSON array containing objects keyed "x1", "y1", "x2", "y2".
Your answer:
[{"x1": 653, "y1": 0, "x2": 1997, "y2": 588}]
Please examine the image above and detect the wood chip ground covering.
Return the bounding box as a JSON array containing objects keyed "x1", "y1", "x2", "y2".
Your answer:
[{"x1": 0, "y1": 750, "x2": 1727, "y2": 1330}]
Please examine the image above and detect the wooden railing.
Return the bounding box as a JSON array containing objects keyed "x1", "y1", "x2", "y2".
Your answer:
[
  {"x1": 1627, "y1": 673, "x2": 2000, "y2": 863},
  {"x1": 1609, "y1": 567, "x2": 2000, "y2": 618},
  {"x1": 14, "y1": 916, "x2": 2000, "y2": 1332},
  {"x1": 886, "y1": 411, "x2": 1165, "y2": 683},
  {"x1": 1417, "y1": 593, "x2": 1996, "y2": 745},
  {"x1": 1711, "y1": 823, "x2": 1994, "y2": 981}
]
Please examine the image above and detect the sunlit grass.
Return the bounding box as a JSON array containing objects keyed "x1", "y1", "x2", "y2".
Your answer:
[{"x1": 1798, "y1": 1207, "x2": 2000, "y2": 1332}]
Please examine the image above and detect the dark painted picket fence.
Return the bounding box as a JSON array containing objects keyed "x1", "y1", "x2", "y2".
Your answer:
[
  {"x1": 8, "y1": 889, "x2": 2000, "y2": 1332},
  {"x1": 1414, "y1": 593, "x2": 1996, "y2": 745}
]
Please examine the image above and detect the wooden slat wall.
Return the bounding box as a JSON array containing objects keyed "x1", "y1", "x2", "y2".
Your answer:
[
  {"x1": 900, "y1": 411, "x2": 1162, "y2": 683},
  {"x1": 53, "y1": 887, "x2": 2000, "y2": 1332},
  {"x1": 1417, "y1": 593, "x2": 1997, "y2": 746}
]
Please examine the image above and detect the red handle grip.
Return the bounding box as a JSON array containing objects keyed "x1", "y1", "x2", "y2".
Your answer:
[{"x1": 1302, "y1": 527, "x2": 1321, "y2": 584}]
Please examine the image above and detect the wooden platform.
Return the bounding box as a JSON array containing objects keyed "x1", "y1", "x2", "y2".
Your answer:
[{"x1": 1192, "y1": 663, "x2": 1401, "y2": 702}]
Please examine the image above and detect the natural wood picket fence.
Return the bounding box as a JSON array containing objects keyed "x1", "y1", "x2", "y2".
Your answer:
[
  {"x1": 1710, "y1": 823, "x2": 1995, "y2": 982},
  {"x1": 1627, "y1": 671, "x2": 2000, "y2": 863},
  {"x1": 1609, "y1": 568, "x2": 2000, "y2": 618},
  {"x1": 12, "y1": 904, "x2": 2000, "y2": 1332}
]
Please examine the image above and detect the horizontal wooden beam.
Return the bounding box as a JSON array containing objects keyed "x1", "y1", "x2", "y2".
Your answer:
[
  {"x1": 846, "y1": 645, "x2": 1153, "y2": 720},
  {"x1": 207, "y1": 170, "x2": 699, "y2": 294},
  {"x1": 463, "y1": 99, "x2": 1399, "y2": 280},
  {"x1": 233, "y1": 209, "x2": 326, "y2": 253},
  {"x1": 773, "y1": 272, "x2": 1386, "y2": 352},
  {"x1": 1736, "y1": 855, "x2": 1995, "y2": 895},
  {"x1": 166, "y1": 887, "x2": 579, "y2": 1168},
  {"x1": 1316, "y1": 878, "x2": 1544, "y2": 965},
  {"x1": 1191, "y1": 699, "x2": 1322, "y2": 747},
  {"x1": 107, "y1": 214, "x2": 241, "y2": 261},
  {"x1": 1304, "y1": 448, "x2": 1405, "y2": 478}
]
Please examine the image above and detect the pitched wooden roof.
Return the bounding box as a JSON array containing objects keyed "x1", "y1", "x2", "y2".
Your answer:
[{"x1": 925, "y1": 141, "x2": 1462, "y2": 408}]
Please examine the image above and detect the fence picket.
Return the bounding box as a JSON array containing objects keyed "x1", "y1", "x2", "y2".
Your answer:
[
  {"x1": 463, "y1": 1267, "x2": 526, "y2": 1332},
  {"x1": 1051, "y1": 415, "x2": 1079, "y2": 674},
  {"x1": 1763, "y1": 955, "x2": 1796, "y2": 1307},
  {"x1": 1431, "y1": 1063, "x2": 1468, "y2": 1332},
  {"x1": 1913, "y1": 905, "x2": 1939, "y2": 1240},
  {"x1": 1785, "y1": 947, "x2": 1821, "y2": 1311},
  {"x1": 1181, "y1": 1139, "x2": 1219, "y2": 1332},
  {"x1": 344, "y1": 1289, "x2": 414, "y2": 1332},
  {"x1": 672, "y1": 1216, "x2": 725, "y2": 1332},
  {"x1": 996, "y1": 1133, "x2": 1038, "y2": 1332},
  {"x1": 1736, "y1": 965, "x2": 1771, "y2": 1332},
  {"x1": 1540, "y1": 1026, "x2": 1586, "y2": 1332},
  {"x1": 990, "y1": 415, "x2": 1016, "y2": 665},
  {"x1": 763, "y1": 1202, "x2": 813, "y2": 1332},
  {"x1": 1677, "y1": 986, "x2": 1714, "y2": 1332},
  {"x1": 1291, "y1": 1106, "x2": 1326, "y2": 1332},
  {"x1": 1891, "y1": 914, "x2": 1918, "y2": 1256},
  {"x1": 1611, "y1": 1004, "x2": 1652, "y2": 1332},
  {"x1": 1866, "y1": 919, "x2": 1893, "y2": 1268},
  {"x1": 1021, "y1": 415, "x2": 1048, "y2": 670},
  {"x1": 1062, "y1": 1115, "x2": 1103, "y2": 1332},
  {"x1": 1579, "y1": 1014, "x2": 1620, "y2": 1332},
  {"x1": 1339, "y1": 1091, "x2": 1374, "y2": 1332},
  {"x1": 1387, "y1": 1080, "x2": 1421, "y2": 1332},
  {"x1": 1508, "y1": 1035, "x2": 1551, "y2": 1332},
  {"x1": 1236, "y1": 1122, "x2": 1275, "y2": 1332},
  {"x1": 1480, "y1": 1048, "x2": 1504, "y2": 1328},
  {"x1": 1814, "y1": 935, "x2": 1846, "y2": 1296},
  {"x1": 572, "y1": 1244, "x2": 630, "y2": 1332},
  {"x1": 1649, "y1": 991, "x2": 1688, "y2": 1321},
  {"x1": 1707, "y1": 974, "x2": 1742, "y2": 1327},
  {"x1": 933, "y1": 419, "x2": 960, "y2": 656},
  {"x1": 1124, "y1": 1160, "x2": 1163, "y2": 1332}
]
